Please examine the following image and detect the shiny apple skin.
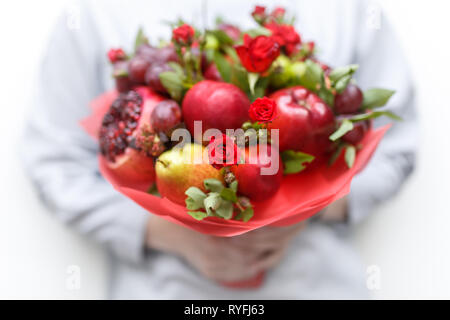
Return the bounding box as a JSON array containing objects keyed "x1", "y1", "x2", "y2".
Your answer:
[
  {"x1": 268, "y1": 86, "x2": 335, "y2": 156},
  {"x1": 231, "y1": 145, "x2": 283, "y2": 202},
  {"x1": 182, "y1": 80, "x2": 250, "y2": 141}
]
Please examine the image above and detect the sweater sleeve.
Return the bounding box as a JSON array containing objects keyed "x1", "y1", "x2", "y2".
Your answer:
[
  {"x1": 347, "y1": 3, "x2": 418, "y2": 224},
  {"x1": 21, "y1": 5, "x2": 150, "y2": 264}
]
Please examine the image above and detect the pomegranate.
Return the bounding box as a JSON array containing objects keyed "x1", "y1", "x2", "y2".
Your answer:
[
  {"x1": 268, "y1": 86, "x2": 335, "y2": 156},
  {"x1": 231, "y1": 144, "x2": 283, "y2": 202},
  {"x1": 182, "y1": 80, "x2": 250, "y2": 141},
  {"x1": 99, "y1": 87, "x2": 165, "y2": 182}
]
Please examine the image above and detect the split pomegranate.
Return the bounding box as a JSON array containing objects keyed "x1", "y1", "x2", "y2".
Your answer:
[
  {"x1": 99, "y1": 87, "x2": 165, "y2": 182},
  {"x1": 268, "y1": 86, "x2": 335, "y2": 156}
]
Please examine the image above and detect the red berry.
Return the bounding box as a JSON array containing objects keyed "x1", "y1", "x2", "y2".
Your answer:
[{"x1": 334, "y1": 84, "x2": 363, "y2": 114}]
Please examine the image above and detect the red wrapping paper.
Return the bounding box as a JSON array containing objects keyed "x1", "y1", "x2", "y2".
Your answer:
[
  {"x1": 80, "y1": 90, "x2": 389, "y2": 289},
  {"x1": 81, "y1": 90, "x2": 389, "y2": 237}
]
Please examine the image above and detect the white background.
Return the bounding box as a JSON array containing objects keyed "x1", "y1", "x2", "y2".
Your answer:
[{"x1": 0, "y1": 0, "x2": 449, "y2": 299}]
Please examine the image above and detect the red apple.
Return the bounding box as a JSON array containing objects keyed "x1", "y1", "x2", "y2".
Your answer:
[
  {"x1": 231, "y1": 144, "x2": 283, "y2": 202},
  {"x1": 182, "y1": 80, "x2": 250, "y2": 142},
  {"x1": 268, "y1": 86, "x2": 335, "y2": 156}
]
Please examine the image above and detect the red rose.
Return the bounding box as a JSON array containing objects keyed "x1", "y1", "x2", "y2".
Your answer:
[
  {"x1": 265, "y1": 22, "x2": 301, "y2": 56},
  {"x1": 207, "y1": 134, "x2": 241, "y2": 169},
  {"x1": 307, "y1": 41, "x2": 315, "y2": 53},
  {"x1": 235, "y1": 34, "x2": 280, "y2": 73},
  {"x1": 271, "y1": 7, "x2": 286, "y2": 19},
  {"x1": 107, "y1": 48, "x2": 126, "y2": 63},
  {"x1": 172, "y1": 24, "x2": 195, "y2": 45},
  {"x1": 249, "y1": 97, "x2": 277, "y2": 123},
  {"x1": 252, "y1": 5, "x2": 266, "y2": 18}
]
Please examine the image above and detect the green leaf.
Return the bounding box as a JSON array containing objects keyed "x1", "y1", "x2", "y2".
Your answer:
[
  {"x1": 134, "y1": 27, "x2": 149, "y2": 52},
  {"x1": 252, "y1": 76, "x2": 269, "y2": 100},
  {"x1": 188, "y1": 211, "x2": 208, "y2": 221},
  {"x1": 207, "y1": 29, "x2": 234, "y2": 46},
  {"x1": 231, "y1": 65, "x2": 250, "y2": 93},
  {"x1": 215, "y1": 200, "x2": 234, "y2": 219},
  {"x1": 328, "y1": 143, "x2": 346, "y2": 166},
  {"x1": 328, "y1": 64, "x2": 358, "y2": 83},
  {"x1": 334, "y1": 75, "x2": 352, "y2": 93},
  {"x1": 318, "y1": 86, "x2": 335, "y2": 107},
  {"x1": 281, "y1": 150, "x2": 315, "y2": 174},
  {"x1": 185, "y1": 187, "x2": 207, "y2": 210},
  {"x1": 235, "y1": 207, "x2": 254, "y2": 222},
  {"x1": 345, "y1": 145, "x2": 356, "y2": 169},
  {"x1": 223, "y1": 46, "x2": 240, "y2": 64},
  {"x1": 248, "y1": 72, "x2": 259, "y2": 95},
  {"x1": 229, "y1": 180, "x2": 238, "y2": 193},
  {"x1": 329, "y1": 119, "x2": 354, "y2": 141},
  {"x1": 159, "y1": 71, "x2": 184, "y2": 101},
  {"x1": 246, "y1": 27, "x2": 271, "y2": 37},
  {"x1": 204, "y1": 179, "x2": 224, "y2": 193},
  {"x1": 167, "y1": 62, "x2": 184, "y2": 76},
  {"x1": 204, "y1": 192, "x2": 222, "y2": 216},
  {"x1": 362, "y1": 88, "x2": 396, "y2": 109},
  {"x1": 220, "y1": 188, "x2": 238, "y2": 203},
  {"x1": 213, "y1": 52, "x2": 232, "y2": 82},
  {"x1": 349, "y1": 111, "x2": 402, "y2": 122},
  {"x1": 299, "y1": 59, "x2": 323, "y2": 91}
]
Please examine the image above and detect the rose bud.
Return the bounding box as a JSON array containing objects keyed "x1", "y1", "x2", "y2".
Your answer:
[
  {"x1": 207, "y1": 134, "x2": 241, "y2": 169},
  {"x1": 107, "y1": 48, "x2": 127, "y2": 63},
  {"x1": 265, "y1": 22, "x2": 301, "y2": 56},
  {"x1": 251, "y1": 5, "x2": 267, "y2": 24},
  {"x1": 172, "y1": 24, "x2": 195, "y2": 46},
  {"x1": 249, "y1": 97, "x2": 278, "y2": 123}
]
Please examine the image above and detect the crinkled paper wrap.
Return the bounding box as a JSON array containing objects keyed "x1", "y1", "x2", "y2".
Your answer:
[{"x1": 81, "y1": 90, "x2": 389, "y2": 237}]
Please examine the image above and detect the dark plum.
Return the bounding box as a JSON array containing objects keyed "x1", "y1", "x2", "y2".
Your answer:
[
  {"x1": 334, "y1": 84, "x2": 364, "y2": 114},
  {"x1": 145, "y1": 63, "x2": 172, "y2": 93},
  {"x1": 150, "y1": 100, "x2": 182, "y2": 136},
  {"x1": 128, "y1": 55, "x2": 152, "y2": 84},
  {"x1": 156, "y1": 46, "x2": 179, "y2": 64},
  {"x1": 113, "y1": 61, "x2": 132, "y2": 93},
  {"x1": 342, "y1": 120, "x2": 371, "y2": 145}
]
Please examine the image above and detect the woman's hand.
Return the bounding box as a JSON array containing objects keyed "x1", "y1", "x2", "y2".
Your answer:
[{"x1": 146, "y1": 216, "x2": 306, "y2": 282}]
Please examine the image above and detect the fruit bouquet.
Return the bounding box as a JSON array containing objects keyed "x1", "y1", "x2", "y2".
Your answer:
[{"x1": 81, "y1": 5, "x2": 398, "y2": 282}]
